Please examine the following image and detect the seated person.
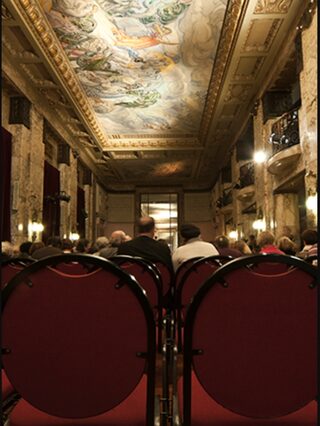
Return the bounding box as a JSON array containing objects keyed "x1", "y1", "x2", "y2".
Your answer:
[
  {"x1": 213, "y1": 235, "x2": 242, "y2": 258},
  {"x1": 297, "y1": 229, "x2": 318, "y2": 259},
  {"x1": 31, "y1": 236, "x2": 62, "y2": 259},
  {"x1": 257, "y1": 231, "x2": 284, "y2": 254},
  {"x1": 117, "y1": 216, "x2": 173, "y2": 271},
  {"x1": 99, "y1": 230, "x2": 127, "y2": 259},
  {"x1": 172, "y1": 224, "x2": 219, "y2": 271},
  {"x1": 233, "y1": 240, "x2": 252, "y2": 255},
  {"x1": 277, "y1": 236, "x2": 297, "y2": 256}
]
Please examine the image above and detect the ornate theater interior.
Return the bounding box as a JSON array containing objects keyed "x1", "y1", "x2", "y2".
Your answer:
[
  {"x1": 1, "y1": 2, "x2": 318, "y2": 426},
  {"x1": 1, "y1": 0, "x2": 317, "y2": 246}
]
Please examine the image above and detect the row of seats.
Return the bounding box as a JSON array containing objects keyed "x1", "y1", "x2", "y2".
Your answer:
[{"x1": 1, "y1": 253, "x2": 318, "y2": 425}]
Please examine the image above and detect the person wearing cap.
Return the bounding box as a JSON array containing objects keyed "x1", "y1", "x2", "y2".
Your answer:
[{"x1": 172, "y1": 224, "x2": 219, "y2": 271}]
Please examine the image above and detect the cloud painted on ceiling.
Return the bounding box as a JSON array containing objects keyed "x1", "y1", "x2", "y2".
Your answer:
[{"x1": 44, "y1": 0, "x2": 227, "y2": 134}]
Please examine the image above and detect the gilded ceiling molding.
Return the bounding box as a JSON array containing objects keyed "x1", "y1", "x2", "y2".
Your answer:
[
  {"x1": 4, "y1": 0, "x2": 107, "y2": 150},
  {"x1": 254, "y1": 0, "x2": 293, "y2": 14},
  {"x1": 199, "y1": 0, "x2": 247, "y2": 141},
  {"x1": 103, "y1": 138, "x2": 202, "y2": 151}
]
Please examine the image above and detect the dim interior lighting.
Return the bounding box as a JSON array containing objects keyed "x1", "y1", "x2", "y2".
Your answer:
[
  {"x1": 252, "y1": 219, "x2": 266, "y2": 231},
  {"x1": 254, "y1": 151, "x2": 267, "y2": 163},
  {"x1": 18, "y1": 224, "x2": 23, "y2": 231},
  {"x1": 228, "y1": 230, "x2": 238, "y2": 239},
  {"x1": 69, "y1": 232, "x2": 80, "y2": 241},
  {"x1": 306, "y1": 194, "x2": 317, "y2": 212}
]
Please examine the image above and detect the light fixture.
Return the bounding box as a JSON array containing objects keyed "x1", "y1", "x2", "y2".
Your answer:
[
  {"x1": 18, "y1": 224, "x2": 23, "y2": 231},
  {"x1": 252, "y1": 219, "x2": 266, "y2": 231},
  {"x1": 253, "y1": 151, "x2": 267, "y2": 163},
  {"x1": 228, "y1": 230, "x2": 238, "y2": 240},
  {"x1": 306, "y1": 193, "x2": 317, "y2": 213},
  {"x1": 28, "y1": 221, "x2": 44, "y2": 241},
  {"x1": 69, "y1": 232, "x2": 80, "y2": 241}
]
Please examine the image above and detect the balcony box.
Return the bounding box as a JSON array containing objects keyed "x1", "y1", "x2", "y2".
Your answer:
[
  {"x1": 267, "y1": 144, "x2": 301, "y2": 176},
  {"x1": 237, "y1": 184, "x2": 255, "y2": 201}
]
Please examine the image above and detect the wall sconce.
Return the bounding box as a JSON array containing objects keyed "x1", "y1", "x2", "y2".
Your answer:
[
  {"x1": 306, "y1": 193, "x2": 317, "y2": 213},
  {"x1": 253, "y1": 150, "x2": 267, "y2": 164},
  {"x1": 69, "y1": 232, "x2": 80, "y2": 241},
  {"x1": 28, "y1": 221, "x2": 44, "y2": 241},
  {"x1": 252, "y1": 207, "x2": 266, "y2": 231},
  {"x1": 228, "y1": 230, "x2": 238, "y2": 240}
]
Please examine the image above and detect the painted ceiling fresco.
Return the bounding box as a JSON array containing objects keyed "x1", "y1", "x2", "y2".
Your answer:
[{"x1": 44, "y1": 0, "x2": 228, "y2": 135}]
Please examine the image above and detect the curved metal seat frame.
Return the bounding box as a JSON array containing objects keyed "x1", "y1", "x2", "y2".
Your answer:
[
  {"x1": 175, "y1": 255, "x2": 232, "y2": 352},
  {"x1": 182, "y1": 254, "x2": 317, "y2": 426},
  {"x1": 110, "y1": 255, "x2": 163, "y2": 351},
  {"x1": 1, "y1": 258, "x2": 35, "y2": 289},
  {"x1": 2, "y1": 254, "x2": 156, "y2": 425}
]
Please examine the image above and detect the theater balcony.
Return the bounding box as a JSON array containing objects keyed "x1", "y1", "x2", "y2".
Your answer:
[
  {"x1": 267, "y1": 109, "x2": 301, "y2": 176},
  {"x1": 236, "y1": 161, "x2": 255, "y2": 201}
]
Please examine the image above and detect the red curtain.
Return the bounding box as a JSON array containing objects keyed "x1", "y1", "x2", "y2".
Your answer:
[
  {"x1": 42, "y1": 161, "x2": 60, "y2": 242},
  {"x1": 1, "y1": 128, "x2": 12, "y2": 241},
  {"x1": 77, "y1": 186, "x2": 86, "y2": 238}
]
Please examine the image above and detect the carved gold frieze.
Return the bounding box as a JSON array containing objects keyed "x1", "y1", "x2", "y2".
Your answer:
[
  {"x1": 254, "y1": 0, "x2": 293, "y2": 14},
  {"x1": 4, "y1": 0, "x2": 107, "y2": 149},
  {"x1": 102, "y1": 138, "x2": 202, "y2": 151},
  {"x1": 200, "y1": 0, "x2": 246, "y2": 140}
]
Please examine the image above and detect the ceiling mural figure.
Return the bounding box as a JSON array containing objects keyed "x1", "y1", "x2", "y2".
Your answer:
[{"x1": 44, "y1": 0, "x2": 227, "y2": 134}]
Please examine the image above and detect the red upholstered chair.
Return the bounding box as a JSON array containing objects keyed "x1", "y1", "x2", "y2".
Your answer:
[
  {"x1": 153, "y1": 261, "x2": 174, "y2": 309},
  {"x1": 2, "y1": 254, "x2": 157, "y2": 426},
  {"x1": 1, "y1": 258, "x2": 34, "y2": 289},
  {"x1": 110, "y1": 255, "x2": 163, "y2": 351},
  {"x1": 174, "y1": 257, "x2": 203, "y2": 292},
  {"x1": 175, "y1": 256, "x2": 229, "y2": 352},
  {"x1": 2, "y1": 369, "x2": 19, "y2": 422},
  {"x1": 178, "y1": 254, "x2": 317, "y2": 426}
]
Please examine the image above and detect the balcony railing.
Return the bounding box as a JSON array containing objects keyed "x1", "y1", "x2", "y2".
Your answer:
[
  {"x1": 239, "y1": 162, "x2": 254, "y2": 188},
  {"x1": 268, "y1": 109, "x2": 300, "y2": 155},
  {"x1": 216, "y1": 189, "x2": 233, "y2": 208}
]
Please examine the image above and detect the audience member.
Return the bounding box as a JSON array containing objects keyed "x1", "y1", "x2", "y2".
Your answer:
[
  {"x1": 247, "y1": 234, "x2": 259, "y2": 253},
  {"x1": 1, "y1": 241, "x2": 14, "y2": 261},
  {"x1": 61, "y1": 238, "x2": 74, "y2": 253},
  {"x1": 297, "y1": 229, "x2": 318, "y2": 259},
  {"x1": 172, "y1": 224, "x2": 219, "y2": 271},
  {"x1": 92, "y1": 236, "x2": 109, "y2": 255},
  {"x1": 213, "y1": 235, "x2": 242, "y2": 258},
  {"x1": 74, "y1": 238, "x2": 90, "y2": 253},
  {"x1": 256, "y1": 231, "x2": 284, "y2": 254},
  {"x1": 31, "y1": 236, "x2": 62, "y2": 259},
  {"x1": 277, "y1": 236, "x2": 297, "y2": 256},
  {"x1": 99, "y1": 230, "x2": 127, "y2": 258},
  {"x1": 29, "y1": 241, "x2": 45, "y2": 258},
  {"x1": 17, "y1": 241, "x2": 33, "y2": 258},
  {"x1": 117, "y1": 217, "x2": 173, "y2": 271},
  {"x1": 233, "y1": 240, "x2": 252, "y2": 255}
]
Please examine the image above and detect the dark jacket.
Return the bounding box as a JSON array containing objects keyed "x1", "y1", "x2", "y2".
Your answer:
[{"x1": 117, "y1": 236, "x2": 173, "y2": 271}]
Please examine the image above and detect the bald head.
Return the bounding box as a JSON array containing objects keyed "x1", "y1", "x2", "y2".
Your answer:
[{"x1": 137, "y1": 216, "x2": 155, "y2": 235}]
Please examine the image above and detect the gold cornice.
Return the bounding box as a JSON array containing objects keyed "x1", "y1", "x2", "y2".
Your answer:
[
  {"x1": 4, "y1": 0, "x2": 107, "y2": 150},
  {"x1": 200, "y1": 0, "x2": 247, "y2": 141}
]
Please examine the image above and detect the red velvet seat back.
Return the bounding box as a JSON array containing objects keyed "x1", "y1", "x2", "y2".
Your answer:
[
  {"x1": 183, "y1": 255, "x2": 317, "y2": 421},
  {"x1": 178, "y1": 257, "x2": 221, "y2": 317},
  {"x1": 174, "y1": 257, "x2": 203, "y2": 291},
  {"x1": 1, "y1": 259, "x2": 34, "y2": 289},
  {"x1": 154, "y1": 261, "x2": 174, "y2": 305},
  {"x1": 1, "y1": 264, "x2": 23, "y2": 289},
  {"x1": 110, "y1": 256, "x2": 161, "y2": 310},
  {"x1": 2, "y1": 254, "x2": 155, "y2": 420}
]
